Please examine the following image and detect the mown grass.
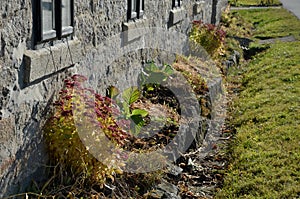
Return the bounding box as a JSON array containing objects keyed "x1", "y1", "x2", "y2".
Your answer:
[
  {"x1": 229, "y1": 0, "x2": 282, "y2": 7},
  {"x1": 235, "y1": 8, "x2": 300, "y2": 40},
  {"x1": 216, "y1": 8, "x2": 300, "y2": 198}
]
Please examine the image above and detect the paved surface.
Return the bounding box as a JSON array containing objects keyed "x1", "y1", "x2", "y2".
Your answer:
[
  {"x1": 280, "y1": 0, "x2": 300, "y2": 19},
  {"x1": 231, "y1": 6, "x2": 281, "y2": 10},
  {"x1": 258, "y1": 35, "x2": 296, "y2": 44}
]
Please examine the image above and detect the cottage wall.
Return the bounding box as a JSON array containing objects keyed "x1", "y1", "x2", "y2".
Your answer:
[{"x1": 0, "y1": 0, "x2": 226, "y2": 197}]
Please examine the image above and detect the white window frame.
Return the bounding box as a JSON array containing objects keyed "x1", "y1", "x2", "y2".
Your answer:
[
  {"x1": 128, "y1": 0, "x2": 144, "y2": 21},
  {"x1": 172, "y1": 0, "x2": 182, "y2": 9}
]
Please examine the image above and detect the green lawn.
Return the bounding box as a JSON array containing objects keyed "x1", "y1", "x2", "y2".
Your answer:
[
  {"x1": 229, "y1": 0, "x2": 282, "y2": 7},
  {"x1": 235, "y1": 8, "x2": 300, "y2": 40},
  {"x1": 216, "y1": 8, "x2": 300, "y2": 198}
]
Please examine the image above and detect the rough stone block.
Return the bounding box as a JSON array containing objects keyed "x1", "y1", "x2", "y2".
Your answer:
[
  {"x1": 170, "y1": 8, "x2": 185, "y2": 25},
  {"x1": 0, "y1": 117, "x2": 15, "y2": 176},
  {"x1": 23, "y1": 39, "x2": 82, "y2": 84},
  {"x1": 157, "y1": 180, "x2": 180, "y2": 199},
  {"x1": 122, "y1": 19, "x2": 150, "y2": 42},
  {"x1": 0, "y1": 117, "x2": 14, "y2": 144}
]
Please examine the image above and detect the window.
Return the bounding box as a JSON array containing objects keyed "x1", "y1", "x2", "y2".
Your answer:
[
  {"x1": 34, "y1": 0, "x2": 74, "y2": 44},
  {"x1": 61, "y1": 0, "x2": 74, "y2": 36},
  {"x1": 128, "y1": 0, "x2": 144, "y2": 21},
  {"x1": 172, "y1": 0, "x2": 182, "y2": 8}
]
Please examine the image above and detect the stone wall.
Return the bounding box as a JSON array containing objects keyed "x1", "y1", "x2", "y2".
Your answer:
[
  {"x1": 215, "y1": 0, "x2": 228, "y2": 24},
  {"x1": 0, "y1": 0, "x2": 226, "y2": 197},
  {"x1": 0, "y1": 0, "x2": 69, "y2": 196}
]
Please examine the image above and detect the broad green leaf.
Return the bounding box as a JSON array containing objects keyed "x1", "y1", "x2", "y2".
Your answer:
[
  {"x1": 133, "y1": 124, "x2": 143, "y2": 136},
  {"x1": 145, "y1": 62, "x2": 159, "y2": 73},
  {"x1": 130, "y1": 114, "x2": 145, "y2": 135},
  {"x1": 150, "y1": 62, "x2": 159, "y2": 71},
  {"x1": 131, "y1": 109, "x2": 149, "y2": 117},
  {"x1": 122, "y1": 87, "x2": 140, "y2": 105},
  {"x1": 147, "y1": 85, "x2": 155, "y2": 91},
  {"x1": 138, "y1": 73, "x2": 147, "y2": 86},
  {"x1": 106, "y1": 86, "x2": 120, "y2": 99},
  {"x1": 148, "y1": 72, "x2": 167, "y2": 84},
  {"x1": 122, "y1": 101, "x2": 131, "y2": 117},
  {"x1": 163, "y1": 64, "x2": 174, "y2": 75},
  {"x1": 130, "y1": 114, "x2": 144, "y2": 125}
]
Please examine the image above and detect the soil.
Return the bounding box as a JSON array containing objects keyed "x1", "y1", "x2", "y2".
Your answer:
[{"x1": 164, "y1": 89, "x2": 232, "y2": 199}]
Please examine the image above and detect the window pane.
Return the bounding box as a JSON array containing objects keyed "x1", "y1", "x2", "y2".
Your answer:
[
  {"x1": 140, "y1": 0, "x2": 143, "y2": 11},
  {"x1": 62, "y1": 0, "x2": 72, "y2": 27},
  {"x1": 139, "y1": 0, "x2": 144, "y2": 17},
  {"x1": 130, "y1": 0, "x2": 137, "y2": 19},
  {"x1": 42, "y1": 0, "x2": 55, "y2": 33},
  {"x1": 132, "y1": 0, "x2": 137, "y2": 12}
]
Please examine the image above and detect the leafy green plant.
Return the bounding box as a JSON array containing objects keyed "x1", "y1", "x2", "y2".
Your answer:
[
  {"x1": 107, "y1": 86, "x2": 149, "y2": 136},
  {"x1": 138, "y1": 62, "x2": 174, "y2": 92},
  {"x1": 104, "y1": 61, "x2": 176, "y2": 135}
]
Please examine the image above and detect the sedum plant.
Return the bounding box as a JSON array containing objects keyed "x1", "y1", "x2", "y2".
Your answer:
[
  {"x1": 190, "y1": 20, "x2": 226, "y2": 57},
  {"x1": 43, "y1": 74, "x2": 129, "y2": 187}
]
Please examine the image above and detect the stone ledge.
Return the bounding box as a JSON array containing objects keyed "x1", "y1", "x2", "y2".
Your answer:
[
  {"x1": 169, "y1": 8, "x2": 185, "y2": 25},
  {"x1": 193, "y1": 1, "x2": 206, "y2": 15},
  {"x1": 122, "y1": 18, "x2": 150, "y2": 42},
  {"x1": 23, "y1": 39, "x2": 82, "y2": 84}
]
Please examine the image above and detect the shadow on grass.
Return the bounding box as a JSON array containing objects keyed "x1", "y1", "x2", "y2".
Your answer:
[{"x1": 243, "y1": 45, "x2": 270, "y2": 60}]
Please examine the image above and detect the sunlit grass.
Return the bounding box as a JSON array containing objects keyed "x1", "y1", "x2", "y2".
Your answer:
[
  {"x1": 216, "y1": 8, "x2": 300, "y2": 199},
  {"x1": 229, "y1": 0, "x2": 282, "y2": 7},
  {"x1": 218, "y1": 41, "x2": 300, "y2": 199},
  {"x1": 235, "y1": 8, "x2": 300, "y2": 40}
]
